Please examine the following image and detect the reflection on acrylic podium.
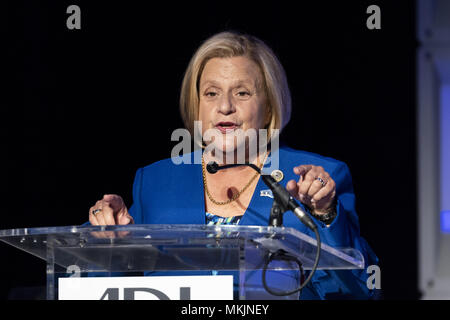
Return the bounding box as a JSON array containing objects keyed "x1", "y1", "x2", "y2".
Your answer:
[{"x1": 0, "y1": 224, "x2": 364, "y2": 300}]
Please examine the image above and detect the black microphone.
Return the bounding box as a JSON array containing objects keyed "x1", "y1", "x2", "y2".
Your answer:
[
  {"x1": 207, "y1": 161, "x2": 321, "y2": 297},
  {"x1": 205, "y1": 161, "x2": 317, "y2": 231},
  {"x1": 206, "y1": 161, "x2": 220, "y2": 174},
  {"x1": 261, "y1": 174, "x2": 317, "y2": 231}
]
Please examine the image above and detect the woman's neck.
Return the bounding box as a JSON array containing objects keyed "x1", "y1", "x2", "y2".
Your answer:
[{"x1": 203, "y1": 148, "x2": 268, "y2": 168}]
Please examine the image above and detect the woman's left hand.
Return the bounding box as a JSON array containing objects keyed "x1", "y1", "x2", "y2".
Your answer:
[{"x1": 286, "y1": 165, "x2": 336, "y2": 214}]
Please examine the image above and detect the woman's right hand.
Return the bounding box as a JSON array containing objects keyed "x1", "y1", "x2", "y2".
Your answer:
[{"x1": 89, "y1": 194, "x2": 134, "y2": 226}]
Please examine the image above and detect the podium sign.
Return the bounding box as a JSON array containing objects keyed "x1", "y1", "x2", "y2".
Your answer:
[
  {"x1": 58, "y1": 275, "x2": 234, "y2": 300},
  {"x1": 0, "y1": 224, "x2": 364, "y2": 300}
]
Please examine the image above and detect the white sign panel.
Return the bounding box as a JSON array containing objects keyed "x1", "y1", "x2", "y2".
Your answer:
[{"x1": 58, "y1": 275, "x2": 233, "y2": 300}]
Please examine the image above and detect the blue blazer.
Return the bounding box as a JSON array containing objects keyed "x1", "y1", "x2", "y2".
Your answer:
[{"x1": 128, "y1": 145, "x2": 379, "y2": 300}]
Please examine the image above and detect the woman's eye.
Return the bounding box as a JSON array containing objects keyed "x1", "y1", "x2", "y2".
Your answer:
[
  {"x1": 205, "y1": 92, "x2": 217, "y2": 97},
  {"x1": 237, "y1": 91, "x2": 250, "y2": 97}
]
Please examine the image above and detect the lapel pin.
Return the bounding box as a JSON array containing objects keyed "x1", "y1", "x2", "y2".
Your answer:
[
  {"x1": 270, "y1": 169, "x2": 284, "y2": 182},
  {"x1": 260, "y1": 189, "x2": 274, "y2": 198}
]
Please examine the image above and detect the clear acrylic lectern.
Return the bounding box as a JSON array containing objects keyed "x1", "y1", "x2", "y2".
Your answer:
[{"x1": 0, "y1": 224, "x2": 364, "y2": 300}]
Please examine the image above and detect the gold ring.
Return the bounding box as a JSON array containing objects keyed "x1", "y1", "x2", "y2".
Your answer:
[
  {"x1": 92, "y1": 209, "x2": 102, "y2": 216},
  {"x1": 315, "y1": 177, "x2": 326, "y2": 187}
]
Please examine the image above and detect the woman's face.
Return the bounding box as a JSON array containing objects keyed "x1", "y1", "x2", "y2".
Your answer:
[{"x1": 198, "y1": 56, "x2": 267, "y2": 156}]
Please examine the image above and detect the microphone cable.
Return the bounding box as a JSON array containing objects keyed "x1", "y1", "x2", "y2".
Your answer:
[
  {"x1": 262, "y1": 227, "x2": 321, "y2": 297},
  {"x1": 206, "y1": 160, "x2": 322, "y2": 297}
]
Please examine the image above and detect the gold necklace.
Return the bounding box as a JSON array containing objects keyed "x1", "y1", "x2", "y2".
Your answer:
[{"x1": 202, "y1": 153, "x2": 268, "y2": 206}]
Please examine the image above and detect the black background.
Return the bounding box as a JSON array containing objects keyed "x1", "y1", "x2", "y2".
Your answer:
[{"x1": 3, "y1": 0, "x2": 418, "y2": 299}]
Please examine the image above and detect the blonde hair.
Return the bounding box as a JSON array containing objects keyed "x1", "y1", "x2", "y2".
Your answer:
[{"x1": 179, "y1": 31, "x2": 292, "y2": 140}]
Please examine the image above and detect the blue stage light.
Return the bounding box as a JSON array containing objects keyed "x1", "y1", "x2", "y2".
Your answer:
[{"x1": 441, "y1": 210, "x2": 450, "y2": 233}]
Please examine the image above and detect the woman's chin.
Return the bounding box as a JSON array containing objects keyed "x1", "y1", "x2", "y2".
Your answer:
[{"x1": 206, "y1": 143, "x2": 247, "y2": 162}]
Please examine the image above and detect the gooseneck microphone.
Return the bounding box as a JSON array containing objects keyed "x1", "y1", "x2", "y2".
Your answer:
[
  {"x1": 206, "y1": 160, "x2": 321, "y2": 297},
  {"x1": 206, "y1": 161, "x2": 260, "y2": 176},
  {"x1": 206, "y1": 161, "x2": 317, "y2": 231}
]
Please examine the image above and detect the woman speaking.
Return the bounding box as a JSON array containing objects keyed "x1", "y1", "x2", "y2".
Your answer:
[{"x1": 87, "y1": 31, "x2": 378, "y2": 299}]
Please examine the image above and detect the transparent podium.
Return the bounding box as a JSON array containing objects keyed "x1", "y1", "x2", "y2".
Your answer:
[{"x1": 0, "y1": 224, "x2": 364, "y2": 300}]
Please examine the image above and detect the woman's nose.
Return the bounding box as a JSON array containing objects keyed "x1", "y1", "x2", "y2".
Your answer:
[{"x1": 218, "y1": 94, "x2": 235, "y2": 115}]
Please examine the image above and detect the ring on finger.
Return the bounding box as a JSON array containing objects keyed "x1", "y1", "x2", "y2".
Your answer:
[
  {"x1": 315, "y1": 177, "x2": 326, "y2": 187},
  {"x1": 92, "y1": 209, "x2": 102, "y2": 216}
]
